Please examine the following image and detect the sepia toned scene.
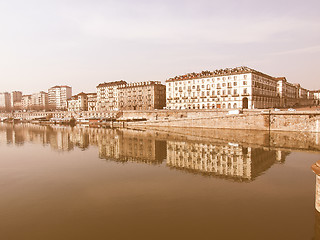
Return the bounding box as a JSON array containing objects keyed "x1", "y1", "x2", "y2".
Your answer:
[{"x1": 1, "y1": 0, "x2": 320, "y2": 240}]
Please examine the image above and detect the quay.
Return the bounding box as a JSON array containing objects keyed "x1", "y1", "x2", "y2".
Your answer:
[{"x1": 1, "y1": 109, "x2": 320, "y2": 132}]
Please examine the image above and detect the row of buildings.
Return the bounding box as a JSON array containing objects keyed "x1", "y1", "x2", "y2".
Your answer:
[
  {"x1": 1, "y1": 66, "x2": 320, "y2": 112},
  {"x1": 67, "y1": 80, "x2": 166, "y2": 112},
  {"x1": 0, "y1": 86, "x2": 72, "y2": 112},
  {"x1": 166, "y1": 66, "x2": 319, "y2": 110}
]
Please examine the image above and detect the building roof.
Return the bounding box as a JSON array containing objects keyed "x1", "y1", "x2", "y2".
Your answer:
[
  {"x1": 96, "y1": 80, "x2": 127, "y2": 88},
  {"x1": 50, "y1": 85, "x2": 72, "y2": 89},
  {"x1": 118, "y1": 81, "x2": 164, "y2": 89},
  {"x1": 275, "y1": 77, "x2": 287, "y2": 81},
  {"x1": 166, "y1": 66, "x2": 279, "y2": 82}
]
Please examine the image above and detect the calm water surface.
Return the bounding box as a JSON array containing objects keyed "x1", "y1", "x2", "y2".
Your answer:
[{"x1": 0, "y1": 123, "x2": 320, "y2": 240}]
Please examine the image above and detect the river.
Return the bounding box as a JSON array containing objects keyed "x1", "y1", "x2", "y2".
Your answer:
[{"x1": 0, "y1": 123, "x2": 319, "y2": 240}]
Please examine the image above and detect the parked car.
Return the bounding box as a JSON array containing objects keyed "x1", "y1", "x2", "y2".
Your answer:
[
  {"x1": 288, "y1": 108, "x2": 296, "y2": 111},
  {"x1": 273, "y1": 108, "x2": 281, "y2": 112}
]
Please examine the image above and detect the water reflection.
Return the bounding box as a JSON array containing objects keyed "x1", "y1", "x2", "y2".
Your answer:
[
  {"x1": 0, "y1": 123, "x2": 300, "y2": 182},
  {"x1": 167, "y1": 140, "x2": 287, "y2": 181}
]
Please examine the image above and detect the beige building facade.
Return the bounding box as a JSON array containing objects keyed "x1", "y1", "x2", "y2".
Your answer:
[
  {"x1": 22, "y1": 95, "x2": 32, "y2": 110},
  {"x1": 11, "y1": 91, "x2": 22, "y2": 110},
  {"x1": 118, "y1": 81, "x2": 166, "y2": 110}
]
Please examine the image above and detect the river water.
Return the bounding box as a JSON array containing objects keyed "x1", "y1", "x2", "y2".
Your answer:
[{"x1": 0, "y1": 123, "x2": 320, "y2": 240}]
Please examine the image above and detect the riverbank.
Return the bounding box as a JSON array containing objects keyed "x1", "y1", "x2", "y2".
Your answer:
[{"x1": 1, "y1": 109, "x2": 320, "y2": 132}]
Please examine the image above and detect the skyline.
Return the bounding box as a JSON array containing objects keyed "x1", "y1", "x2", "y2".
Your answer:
[{"x1": 1, "y1": 0, "x2": 320, "y2": 95}]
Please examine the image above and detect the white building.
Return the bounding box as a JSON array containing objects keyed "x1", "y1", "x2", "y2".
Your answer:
[
  {"x1": 0, "y1": 92, "x2": 11, "y2": 111},
  {"x1": 48, "y1": 86, "x2": 72, "y2": 110},
  {"x1": 32, "y1": 91, "x2": 48, "y2": 110},
  {"x1": 96, "y1": 80, "x2": 126, "y2": 111},
  {"x1": 166, "y1": 66, "x2": 317, "y2": 110},
  {"x1": 67, "y1": 92, "x2": 88, "y2": 112},
  {"x1": 166, "y1": 66, "x2": 279, "y2": 110}
]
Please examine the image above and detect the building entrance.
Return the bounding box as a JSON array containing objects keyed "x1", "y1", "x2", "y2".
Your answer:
[{"x1": 242, "y1": 98, "x2": 249, "y2": 109}]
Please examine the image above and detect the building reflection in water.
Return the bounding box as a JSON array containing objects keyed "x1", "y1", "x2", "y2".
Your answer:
[
  {"x1": 167, "y1": 140, "x2": 288, "y2": 181},
  {"x1": 0, "y1": 123, "x2": 294, "y2": 182}
]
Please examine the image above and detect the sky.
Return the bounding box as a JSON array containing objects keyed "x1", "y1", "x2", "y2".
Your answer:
[{"x1": 0, "y1": 0, "x2": 319, "y2": 95}]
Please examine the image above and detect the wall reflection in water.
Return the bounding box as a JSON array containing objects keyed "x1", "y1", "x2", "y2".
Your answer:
[{"x1": 0, "y1": 123, "x2": 292, "y2": 182}]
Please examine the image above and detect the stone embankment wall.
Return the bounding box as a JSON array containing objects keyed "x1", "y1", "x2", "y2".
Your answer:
[
  {"x1": 127, "y1": 111, "x2": 320, "y2": 133},
  {"x1": 1, "y1": 109, "x2": 320, "y2": 132}
]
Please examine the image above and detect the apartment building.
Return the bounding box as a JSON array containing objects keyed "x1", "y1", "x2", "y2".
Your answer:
[
  {"x1": 118, "y1": 81, "x2": 166, "y2": 110},
  {"x1": 67, "y1": 92, "x2": 88, "y2": 112},
  {"x1": 166, "y1": 66, "x2": 314, "y2": 110},
  {"x1": 87, "y1": 93, "x2": 97, "y2": 111},
  {"x1": 21, "y1": 95, "x2": 32, "y2": 110},
  {"x1": 48, "y1": 86, "x2": 72, "y2": 110},
  {"x1": 96, "y1": 80, "x2": 127, "y2": 111},
  {"x1": 31, "y1": 91, "x2": 48, "y2": 110},
  {"x1": 11, "y1": 91, "x2": 22, "y2": 110},
  {"x1": 311, "y1": 90, "x2": 320, "y2": 105},
  {"x1": 0, "y1": 92, "x2": 11, "y2": 111}
]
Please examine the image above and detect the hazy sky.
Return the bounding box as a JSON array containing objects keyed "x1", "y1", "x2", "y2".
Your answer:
[{"x1": 0, "y1": 0, "x2": 319, "y2": 95}]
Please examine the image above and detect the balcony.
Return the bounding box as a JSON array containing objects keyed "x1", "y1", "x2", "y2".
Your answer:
[{"x1": 232, "y1": 94, "x2": 239, "y2": 97}]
